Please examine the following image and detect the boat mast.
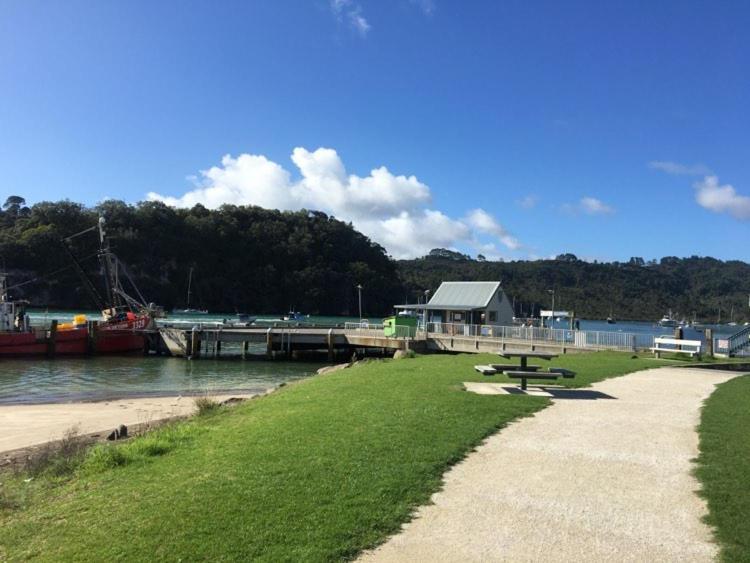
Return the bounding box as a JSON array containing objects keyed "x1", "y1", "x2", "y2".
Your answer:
[
  {"x1": 186, "y1": 267, "x2": 194, "y2": 308},
  {"x1": 61, "y1": 226, "x2": 107, "y2": 312},
  {"x1": 98, "y1": 217, "x2": 121, "y2": 310}
]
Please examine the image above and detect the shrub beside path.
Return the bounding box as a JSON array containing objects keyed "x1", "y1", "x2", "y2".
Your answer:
[{"x1": 360, "y1": 367, "x2": 740, "y2": 562}]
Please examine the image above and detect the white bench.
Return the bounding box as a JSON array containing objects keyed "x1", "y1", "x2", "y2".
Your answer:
[{"x1": 650, "y1": 337, "x2": 702, "y2": 358}]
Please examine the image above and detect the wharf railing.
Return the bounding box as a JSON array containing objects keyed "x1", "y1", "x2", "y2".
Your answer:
[
  {"x1": 422, "y1": 322, "x2": 651, "y2": 351},
  {"x1": 714, "y1": 325, "x2": 750, "y2": 356},
  {"x1": 344, "y1": 321, "x2": 654, "y2": 352}
]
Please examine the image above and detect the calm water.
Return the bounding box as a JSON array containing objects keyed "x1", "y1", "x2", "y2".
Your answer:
[
  {"x1": 0, "y1": 356, "x2": 317, "y2": 405},
  {"x1": 557, "y1": 318, "x2": 739, "y2": 342}
]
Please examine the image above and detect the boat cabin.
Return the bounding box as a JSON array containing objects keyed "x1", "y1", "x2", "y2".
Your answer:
[{"x1": 0, "y1": 275, "x2": 30, "y2": 332}]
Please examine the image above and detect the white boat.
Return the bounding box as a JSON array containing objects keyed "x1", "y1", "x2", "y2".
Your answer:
[
  {"x1": 282, "y1": 310, "x2": 305, "y2": 321},
  {"x1": 236, "y1": 313, "x2": 257, "y2": 325},
  {"x1": 658, "y1": 310, "x2": 679, "y2": 328},
  {"x1": 173, "y1": 268, "x2": 208, "y2": 314}
]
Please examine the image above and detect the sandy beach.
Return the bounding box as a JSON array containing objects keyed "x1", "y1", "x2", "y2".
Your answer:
[{"x1": 0, "y1": 393, "x2": 257, "y2": 454}]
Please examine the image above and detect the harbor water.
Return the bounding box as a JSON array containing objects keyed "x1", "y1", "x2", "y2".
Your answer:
[{"x1": 0, "y1": 356, "x2": 317, "y2": 405}]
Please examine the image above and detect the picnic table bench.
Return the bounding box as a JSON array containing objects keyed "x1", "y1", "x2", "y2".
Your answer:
[
  {"x1": 477, "y1": 350, "x2": 578, "y2": 389},
  {"x1": 504, "y1": 371, "x2": 560, "y2": 390},
  {"x1": 504, "y1": 368, "x2": 577, "y2": 390}
]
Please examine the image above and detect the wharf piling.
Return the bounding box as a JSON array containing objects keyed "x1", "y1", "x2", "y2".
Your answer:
[
  {"x1": 46, "y1": 320, "x2": 58, "y2": 358},
  {"x1": 159, "y1": 325, "x2": 419, "y2": 360}
]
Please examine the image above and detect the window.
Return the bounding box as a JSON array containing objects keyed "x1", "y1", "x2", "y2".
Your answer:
[{"x1": 488, "y1": 311, "x2": 497, "y2": 322}]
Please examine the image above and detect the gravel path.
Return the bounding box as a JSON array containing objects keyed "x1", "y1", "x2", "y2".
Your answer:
[{"x1": 360, "y1": 367, "x2": 739, "y2": 562}]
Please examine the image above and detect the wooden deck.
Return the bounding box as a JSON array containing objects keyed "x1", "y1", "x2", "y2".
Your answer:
[
  {"x1": 157, "y1": 325, "x2": 586, "y2": 359},
  {"x1": 158, "y1": 326, "x2": 423, "y2": 359}
]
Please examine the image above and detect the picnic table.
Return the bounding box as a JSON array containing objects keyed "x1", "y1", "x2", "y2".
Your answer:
[
  {"x1": 496, "y1": 351, "x2": 575, "y2": 390},
  {"x1": 498, "y1": 350, "x2": 557, "y2": 370}
]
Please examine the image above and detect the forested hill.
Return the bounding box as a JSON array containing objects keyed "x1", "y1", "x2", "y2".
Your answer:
[
  {"x1": 398, "y1": 252, "x2": 750, "y2": 323},
  {"x1": 0, "y1": 199, "x2": 400, "y2": 315},
  {"x1": 1, "y1": 198, "x2": 748, "y2": 322}
]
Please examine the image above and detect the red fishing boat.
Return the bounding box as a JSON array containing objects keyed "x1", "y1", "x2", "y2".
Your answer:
[
  {"x1": 0, "y1": 217, "x2": 157, "y2": 357},
  {"x1": 0, "y1": 274, "x2": 89, "y2": 356},
  {"x1": 64, "y1": 216, "x2": 156, "y2": 354}
]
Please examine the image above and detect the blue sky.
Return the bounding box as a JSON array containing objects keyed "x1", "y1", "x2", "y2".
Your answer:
[{"x1": 1, "y1": 0, "x2": 748, "y2": 260}]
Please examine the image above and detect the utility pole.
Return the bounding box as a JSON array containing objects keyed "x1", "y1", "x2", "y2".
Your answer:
[
  {"x1": 547, "y1": 288, "x2": 555, "y2": 329},
  {"x1": 356, "y1": 284, "x2": 363, "y2": 321},
  {"x1": 423, "y1": 289, "x2": 431, "y2": 327}
]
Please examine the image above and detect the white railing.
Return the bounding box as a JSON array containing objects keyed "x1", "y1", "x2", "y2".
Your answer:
[
  {"x1": 423, "y1": 322, "x2": 651, "y2": 351},
  {"x1": 343, "y1": 321, "x2": 655, "y2": 351},
  {"x1": 344, "y1": 321, "x2": 387, "y2": 339}
]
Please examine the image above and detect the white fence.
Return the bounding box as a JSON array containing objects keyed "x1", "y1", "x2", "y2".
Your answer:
[
  {"x1": 424, "y1": 322, "x2": 652, "y2": 351},
  {"x1": 344, "y1": 321, "x2": 654, "y2": 351}
]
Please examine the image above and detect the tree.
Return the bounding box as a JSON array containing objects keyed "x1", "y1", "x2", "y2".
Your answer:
[
  {"x1": 3, "y1": 195, "x2": 29, "y2": 217},
  {"x1": 628, "y1": 257, "x2": 645, "y2": 266},
  {"x1": 555, "y1": 253, "x2": 578, "y2": 262},
  {"x1": 427, "y1": 248, "x2": 470, "y2": 261},
  {"x1": 477, "y1": 254, "x2": 486, "y2": 262}
]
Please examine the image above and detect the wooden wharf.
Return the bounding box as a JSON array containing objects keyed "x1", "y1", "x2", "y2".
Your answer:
[
  {"x1": 158, "y1": 325, "x2": 422, "y2": 359},
  {"x1": 156, "y1": 323, "x2": 586, "y2": 360}
]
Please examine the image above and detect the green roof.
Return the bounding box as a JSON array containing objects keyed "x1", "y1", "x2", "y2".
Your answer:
[{"x1": 427, "y1": 281, "x2": 501, "y2": 309}]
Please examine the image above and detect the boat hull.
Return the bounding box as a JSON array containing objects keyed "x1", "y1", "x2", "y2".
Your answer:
[
  {"x1": 0, "y1": 329, "x2": 89, "y2": 356},
  {"x1": 94, "y1": 314, "x2": 151, "y2": 354},
  {"x1": 0, "y1": 314, "x2": 151, "y2": 357}
]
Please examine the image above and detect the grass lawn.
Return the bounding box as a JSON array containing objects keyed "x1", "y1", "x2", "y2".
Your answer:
[
  {"x1": 0, "y1": 351, "x2": 669, "y2": 561},
  {"x1": 696, "y1": 373, "x2": 750, "y2": 562}
]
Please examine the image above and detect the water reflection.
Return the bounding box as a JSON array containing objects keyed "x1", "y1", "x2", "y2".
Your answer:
[{"x1": 0, "y1": 356, "x2": 317, "y2": 404}]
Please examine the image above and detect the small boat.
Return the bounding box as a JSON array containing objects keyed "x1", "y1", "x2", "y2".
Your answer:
[
  {"x1": 606, "y1": 317, "x2": 615, "y2": 324},
  {"x1": 173, "y1": 308, "x2": 209, "y2": 315},
  {"x1": 658, "y1": 310, "x2": 679, "y2": 328},
  {"x1": 726, "y1": 306, "x2": 737, "y2": 326},
  {"x1": 282, "y1": 310, "x2": 305, "y2": 321},
  {"x1": 236, "y1": 313, "x2": 257, "y2": 325},
  {"x1": 173, "y1": 267, "x2": 208, "y2": 314}
]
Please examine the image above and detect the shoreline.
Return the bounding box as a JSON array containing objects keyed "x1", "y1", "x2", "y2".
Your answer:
[
  {"x1": 0, "y1": 386, "x2": 274, "y2": 407},
  {"x1": 0, "y1": 391, "x2": 262, "y2": 456}
]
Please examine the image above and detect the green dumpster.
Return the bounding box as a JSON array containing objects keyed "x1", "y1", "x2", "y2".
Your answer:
[{"x1": 383, "y1": 315, "x2": 417, "y2": 337}]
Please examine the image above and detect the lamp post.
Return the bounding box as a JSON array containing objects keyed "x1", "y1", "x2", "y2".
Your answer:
[
  {"x1": 356, "y1": 284, "x2": 363, "y2": 321},
  {"x1": 423, "y1": 289, "x2": 431, "y2": 324},
  {"x1": 547, "y1": 289, "x2": 555, "y2": 329}
]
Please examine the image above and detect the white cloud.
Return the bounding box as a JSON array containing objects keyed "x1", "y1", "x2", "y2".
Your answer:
[
  {"x1": 516, "y1": 195, "x2": 538, "y2": 209},
  {"x1": 466, "y1": 209, "x2": 521, "y2": 250},
  {"x1": 580, "y1": 196, "x2": 614, "y2": 215},
  {"x1": 330, "y1": 0, "x2": 370, "y2": 36},
  {"x1": 147, "y1": 147, "x2": 522, "y2": 259},
  {"x1": 651, "y1": 162, "x2": 750, "y2": 221},
  {"x1": 561, "y1": 197, "x2": 614, "y2": 216},
  {"x1": 649, "y1": 161, "x2": 711, "y2": 176},
  {"x1": 410, "y1": 0, "x2": 436, "y2": 15},
  {"x1": 694, "y1": 175, "x2": 750, "y2": 220}
]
